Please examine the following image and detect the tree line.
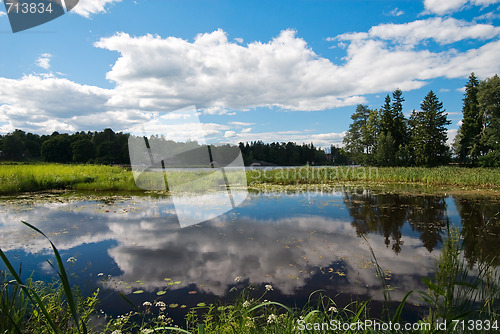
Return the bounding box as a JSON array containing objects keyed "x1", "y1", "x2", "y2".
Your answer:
[
  {"x1": 238, "y1": 141, "x2": 327, "y2": 166},
  {"x1": 0, "y1": 128, "x2": 130, "y2": 164},
  {"x1": 0, "y1": 129, "x2": 328, "y2": 166},
  {"x1": 341, "y1": 73, "x2": 499, "y2": 167}
]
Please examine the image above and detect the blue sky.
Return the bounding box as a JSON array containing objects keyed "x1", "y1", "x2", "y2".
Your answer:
[{"x1": 1, "y1": 0, "x2": 499, "y2": 147}]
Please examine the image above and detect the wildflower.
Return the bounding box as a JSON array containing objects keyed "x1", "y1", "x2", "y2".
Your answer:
[
  {"x1": 97, "y1": 273, "x2": 104, "y2": 277},
  {"x1": 235, "y1": 276, "x2": 242, "y2": 282},
  {"x1": 158, "y1": 314, "x2": 165, "y2": 320},
  {"x1": 267, "y1": 314, "x2": 278, "y2": 324},
  {"x1": 243, "y1": 300, "x2": 251, "y2": 308},
  {"x1": 142, "y1": 301, "x2": 152, "y2": 307},
  {"x1": 141, "y1": 329, "x2": 154, "y2": 334},
  {"x1": 329, "y1": 306, "x2": 338, "y2": 313},
  {"x1": 155, "y1": 301, "x2": 166, "y2": 308},
  {"x1": 66, "y1": 257, "x2": 77, "y2": 264},
  {"x1": 111, "y1": 331, "x2": 122, "y2": 334},
  {"x1": 265, "y1": 284, "x2": 273, "y2": 291}
]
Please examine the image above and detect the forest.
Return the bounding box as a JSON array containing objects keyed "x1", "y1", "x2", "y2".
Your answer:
[
  {"x1": 341, "y1": 73, "x2": 500, "y2": 167},
  {"x1": 0, "y1": 128, "x2": 328, "y2": 166}
]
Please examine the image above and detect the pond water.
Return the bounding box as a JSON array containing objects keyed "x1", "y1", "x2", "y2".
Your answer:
[{"x1": 1, "y1": 187, "x2": 499, "y2": 324}]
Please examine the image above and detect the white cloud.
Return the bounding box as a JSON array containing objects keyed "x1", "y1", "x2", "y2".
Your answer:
[
  {"x1": 0, "y1": 74, "x2": 111, "y2": 133},
  {"x1": 95, "y1": 30, "x2": 367, "y2": 112},
  {"x1": 35, "y1": 53, "x2": 52, "y2": 70},
  {"x1": 228, "y1": 121, "x2": 255, "y2": 127},
  {"x1": 388, "y1": 8, "x2": 405, "y2": 17},
  {"x1": 476, "y1": 9, "x2": 500, "y2": 21},
  {"x1": 423, "y1": 0, "x2": 500, "y2": 15},
  {"x1": 1, "y1": 26, "x2": 499, "y2": 138},
  {"x1": 71, "y1": 0, "x2": 122, "y2": 18},
  {"x1": 333, "y1": 17, "x2": 500, "y2": 45},
  {"x1": 218, "y1": 129, "x2": 346, "y2": 147},
  {"x1": 0, "y1": 11, "x2": 6, "y2": 17}
]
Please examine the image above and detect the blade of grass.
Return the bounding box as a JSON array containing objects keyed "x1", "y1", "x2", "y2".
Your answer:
[
  {"x1": 392, "y1": 290, "x2": 413, "y2": 323},
  {"x1": 21, "y1": 221, "x2": 86, "y2": 334},
  {"x1": 0, "y1": 248, "x2": 60, "y2": 333}
]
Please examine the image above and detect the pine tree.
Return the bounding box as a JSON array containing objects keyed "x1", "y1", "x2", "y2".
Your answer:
[{"x1": 410, "y1": 91, "x2": 451, "y2": 166}]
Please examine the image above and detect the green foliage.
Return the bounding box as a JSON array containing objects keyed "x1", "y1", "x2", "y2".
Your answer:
[
  {"x1": 374, "y1": 132, "x2": 396, "y2": 167},
  {"x1": 409, "y1": 91, "x2": 451, "y2": 167},
  {"x1": 239, "y1": 141, "x2": 328, "y2": 166},
  {"x1": 420, "y1": 226, "x2": 500, "y2": 328},
  {"x1": 0, "y1": 222, "x2": 99, "y2": 333},
  {"x1": 477, "y1": 75, "x2": 500, "y2": 167},
  {"x1": 455, "y1": 73, "x2": 481, "y2": 164},
  {"x1": 342, "y1": 104, "x2": 373, "y2": 164}
]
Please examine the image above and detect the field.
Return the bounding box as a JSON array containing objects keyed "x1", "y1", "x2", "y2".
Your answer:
[{"x1": 0, "y1": 164, "x2": 499, "y2": 195}]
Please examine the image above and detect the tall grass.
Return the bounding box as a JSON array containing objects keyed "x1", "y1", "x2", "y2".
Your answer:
[
  {"x1": 0, "y1": 164, "x2": 498, "y2": 195},
  {"x1": 247, "y1": 166, "x2": 500, "y2": 188},
  {"x1": 0, "y1": 164, "x2": 140, "y2": 194},
  {"x1": 420, "y1": 225, "x2": 500, "y2": 328}
]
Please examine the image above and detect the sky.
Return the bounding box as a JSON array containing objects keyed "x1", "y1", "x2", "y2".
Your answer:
[{"x1": 1, "y1": 0, "x2": 499, "y2": 148}]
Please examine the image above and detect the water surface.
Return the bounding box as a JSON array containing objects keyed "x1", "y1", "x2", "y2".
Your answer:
[{"x1": 1, "y1": 188, "x2": 498, "y2": 322}]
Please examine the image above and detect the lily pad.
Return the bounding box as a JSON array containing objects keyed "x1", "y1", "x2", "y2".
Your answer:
[
  {"x1": 133, "y1": 290, "x2": 144, "y2": 294},
  {"x1": 157, "y1": 291, "x2": 166, "y2": 296}
]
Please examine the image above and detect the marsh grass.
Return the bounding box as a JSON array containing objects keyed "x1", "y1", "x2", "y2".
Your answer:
[
  {"x1": 247, "y1": 166, "x2": 500, "y2": 188},
  {"x1": 1, "y1": 164, "x2": 499, "y2": 195},
  {"x1": 420, "y1": 225, "x2": 500, "y2": 330},
  {"x1": 0, "y1": 222, "x2": 99, "y2": 333},
  {"x1": 0, "y1": 164, "x2": 140, "y2": 194}
]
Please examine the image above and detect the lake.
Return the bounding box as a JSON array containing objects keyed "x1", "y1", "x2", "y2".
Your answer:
[{"x1": 1, "y1": 186, "x2": 499, "y2": 324}]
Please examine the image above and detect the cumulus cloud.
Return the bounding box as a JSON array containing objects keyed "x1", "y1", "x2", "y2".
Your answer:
[
  {"x1": 71, "y1": 0, "x2": 122, "y2": 18},
  {"x1": 0, "y1": 74, "x2": 111, "y2": 133},
  {"x1": 95, "y1": 29, "x2": 367, "y2": 112},
  {"x1": 35, "y1": 53, "x2": 52, "y2": 70},
  {"x1": 423, "y1": 0, "x2": 500, "y2": 15},
  {"x1": 1, "y1": 26, "x2": 499, "y2": 139}
]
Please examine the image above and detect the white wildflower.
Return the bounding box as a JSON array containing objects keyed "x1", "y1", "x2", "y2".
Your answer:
[
  {"x1": 66, "y1": 257, "x2": 77, "y2": 264},
  {"x1": 235, "y1": 276, "x2": 242, "y2": 282},
  {"x1": 142, "y1": 301, "x2": 152, "y2": 307},
  {"x1": 141, "y1": 329, "x2": 154, "y2": 334},
  {"x1": 243, "y1": 300, "x2": 251, "y2": 308},
  {"x1": 111, "y1": 331, "x2": 121, "y2": 334},
  {"x1": 155, "y1": 301, "x2": 166, "y2": 308},
  {"x1": 329, "y1": 306, "x2": 338, "y2": 313},
  {"x1": 267, "y1": 314, "x2": 278, "y2": 324},
  {"x1": 265, "y1": 284, "x2": 273, "y2": 291},
  {"x1": 97, "y1": 273, "x2": 104, "y2": 277}
]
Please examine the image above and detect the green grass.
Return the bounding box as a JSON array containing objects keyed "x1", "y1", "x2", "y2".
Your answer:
[
  {"x1": 247, "y1": 166, "x2": 500, "y2": 188},
  {"x1": 0, "y1": 164, "x2": 499, "y2": 195},
  {"x1": 0, "y1": 164, "x2": 140, "y2": 194}
]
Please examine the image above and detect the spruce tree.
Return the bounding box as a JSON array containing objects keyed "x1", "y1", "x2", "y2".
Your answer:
[
  {"x1": 457, "y1": 73, "x2": 481, "y2": 164},
  {"x1": 410, "y1": 91, "x2": 451, "y2": 166}
]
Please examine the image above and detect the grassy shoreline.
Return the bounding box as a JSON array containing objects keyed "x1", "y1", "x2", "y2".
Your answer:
[{"x1": 0, "y1": 164, "x2": 499, "y2": 196}]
